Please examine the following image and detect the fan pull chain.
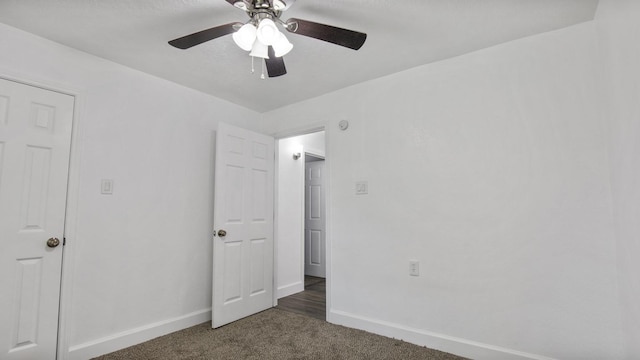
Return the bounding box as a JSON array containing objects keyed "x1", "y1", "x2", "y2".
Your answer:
[
  {"x1": 261, "y1": 60, "x2": 266, "y2": 80},
  {"x1": 251, "y1": 56, "x2": 255, "y2": 74}
]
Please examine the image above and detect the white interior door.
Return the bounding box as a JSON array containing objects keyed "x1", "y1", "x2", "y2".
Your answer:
[
  {"x1": 0, "y1": 79, "x2": 74, "y2": 359},
  {"x1": 304, "y1": 159, "x2": 326, "y2": 278},
  {"x1": 212, "y1": 122, "x2": 274, "y2": 328}
]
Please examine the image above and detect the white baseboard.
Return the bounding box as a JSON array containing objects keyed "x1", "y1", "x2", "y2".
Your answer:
[
  {"x1": 66, "y1": 308, "x2": 211, "y2": 360},
  {"x1": 328, "y1": 309, "x2": 556, "y2": 360},
  {"x1": 277, "y1": 281, "x2": 304, "y2": 299}
]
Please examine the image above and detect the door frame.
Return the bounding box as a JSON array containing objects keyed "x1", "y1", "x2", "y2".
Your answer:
[
  {"x1": 272, "y1": 123, "x2": 332, "y2": 320},
  {"x1": 0, "y1": 71, "x2": 85, "y2": 360}
]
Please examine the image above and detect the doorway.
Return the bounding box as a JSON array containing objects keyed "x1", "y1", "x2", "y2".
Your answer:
[{"x1": 274, "y1": 130, "x2": 327, "y2": 320}]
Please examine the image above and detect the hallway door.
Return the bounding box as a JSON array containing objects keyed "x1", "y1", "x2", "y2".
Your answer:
[
  {"x1": 304, "y1": 159, "x2": 326, "y2": 278},
  {"x1": 0, "y1": 78, "x2": 74, "y2": 359}
]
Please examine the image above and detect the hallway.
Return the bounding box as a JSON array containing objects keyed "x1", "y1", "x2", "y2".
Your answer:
[{"x1": 276, "y1": 276, "x2": 326, "y2": 320}]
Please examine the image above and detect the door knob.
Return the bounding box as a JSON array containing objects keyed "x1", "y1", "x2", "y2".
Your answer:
[
  {"x1": 217, "y1": 229, "x2": 227, "y2": 237},
  {"x1": 46, "y1": 237, "x2": 60, "y2": 248}
]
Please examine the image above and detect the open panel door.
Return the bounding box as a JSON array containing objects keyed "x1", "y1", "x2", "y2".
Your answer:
[{"x1": 212, "y1": 122, "x2": 274, "y2": 328}]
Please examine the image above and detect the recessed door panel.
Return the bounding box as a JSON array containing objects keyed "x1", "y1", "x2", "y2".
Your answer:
[
  {"x1": 20, "y1": 146, "x2": 52, "y2": 231},
  {"x1": 0, "y1": 95, "x2": 8, "y2": 125},
  {"x1": 0, "y1": 142, "x2": 5, "y2": 189},
  {"x1": 309, "y1": 185, "x2": 321, "y2": 220},
  {"x1": 310, "y1": 165, "x2": 322, "y2": 180},
  {"x1": 252, "y1": 169, "x2": 267, "y2": 222},
  {"x1": 309, "y1": 230, "x2": 322, "y2": 265},
  {"x1": 252, "y1": 141, "x2": 267, "y2": 160},
  {"x1": 11, "y1": 258, "x2": 43, "y2": 352},
  {"x1": 250, "y1": 238, "x2": 266, "y2": 295},
  {"x1": 227, "y1": 135, "x2": 244, "y2": 155},
  {"x1": 225, "y1": 165, "x2": 244, "y2": 223},
  {"x1": 223, "y1": 241, "x2": 243, "y2": 304},
  {"x1": 30, "y1": 103, "x2": 55, "y2": 133}
]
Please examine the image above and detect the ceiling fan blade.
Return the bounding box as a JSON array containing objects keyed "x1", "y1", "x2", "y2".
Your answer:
[
  {"x1": 265, "y1": 46, "x2": 287, "y2": 77},
  {"x1": 285, "y1": 18, "x2": 366, "y2": 50},
  {"x1": 169, "y1": 22, "x2": 241, "y2": 49}
]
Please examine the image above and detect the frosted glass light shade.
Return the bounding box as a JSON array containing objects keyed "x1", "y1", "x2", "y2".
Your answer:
[
  {"x1": 273, "y1": 0, "x2": 286, "y2": 10},
  {"x1": 232, "y1": 0, "x2": 247, "y2": 10},
  {"x1": 250, "y1": 41, "x2": 269, "y2": 59},
  {"x1": 272, "y1": 32, "x2": 293, "y2": 57},
  {"x1": 232, "y1": 23, "x2": 257, "y2": 51},
  {"x1": 256, "y1": 19, "x2": 279, "y2": 46}
]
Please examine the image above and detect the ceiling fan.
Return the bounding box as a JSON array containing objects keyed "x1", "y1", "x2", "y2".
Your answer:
[{"x1": 168, "y1": 0, "x2": 367, "y2": 78}]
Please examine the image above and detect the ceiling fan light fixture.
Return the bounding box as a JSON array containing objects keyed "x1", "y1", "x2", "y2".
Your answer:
[
  {"x1": 256, "y1": 18, "x2": 280, "y2": 46},
  {"x1": 273, "y1": 0, "x2": 287, "y2": 10},
  {"x1": 169, "y1": 0, "x2": 368, "y2": 78},
  {"x1": 232, "y1": 23, "x2": 257, "y2": 51},
  {"x1": 233, "y1": 1, "x2": 247, "y2": 10},
  {"x1": 273, "y1": 32, "x2": 293, "y2": 57},
  {"x1": 250, "y1": 40, "x2": 270, "y2": 59}
]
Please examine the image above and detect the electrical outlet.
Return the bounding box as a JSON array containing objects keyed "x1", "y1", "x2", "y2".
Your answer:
[
  {"x1": 101, "y1": 179, "x2": 114, "y2": 195},
  {"x1": 355, "y1": 181, "x2": 368, "y2": 195},
  {"x1": 409, "y1": 260, "x2": 420, "y2": 276}
]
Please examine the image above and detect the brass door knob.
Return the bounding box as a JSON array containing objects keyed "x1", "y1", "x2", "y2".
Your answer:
[
  {"x1": 47, "y1": 238, "x2": 60, "y2": 248},
  {"x1": 217, "y1": 229, "x2": 227, "y2": 237}
]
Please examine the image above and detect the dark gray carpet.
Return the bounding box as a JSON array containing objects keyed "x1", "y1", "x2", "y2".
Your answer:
[{"x1": 93, "y1": 308, "x2": 467, "y2": 360}]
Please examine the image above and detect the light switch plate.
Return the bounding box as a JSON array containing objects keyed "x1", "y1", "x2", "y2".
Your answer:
[
  {"x1": 409, "y1": 260, "x2": 420, "y2": 276},
  {"x1": 356, "y1": 181, "x2": 368, "y2": 195},
  {"x1": 101, "y1": 179, "x2": 114, "y2": 195}
]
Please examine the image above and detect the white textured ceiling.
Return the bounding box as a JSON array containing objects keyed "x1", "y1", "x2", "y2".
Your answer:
[{"x1": 0, "y1": 0, "x2": 598, "y2": 112}]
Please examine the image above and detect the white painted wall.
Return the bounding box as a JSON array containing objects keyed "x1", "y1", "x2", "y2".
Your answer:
[
  {"x1": 3, "y1": 5, "x2": 638, "y2": 359},
  {"x1": 0, "y1": 23, "x2": 262, "y2": 359},
  {"x1": 596, "y1": 1, "x2": 640, "y2": 358},
  {"x1": 276, "y1": 132, "x2": 325, "y2": 298},
  {"x1": 263, "y1": 23, "x2": 624, "y2": 359},
  {"x1": 300, "y1": 132, "x2": 326, "y2": 158}
]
